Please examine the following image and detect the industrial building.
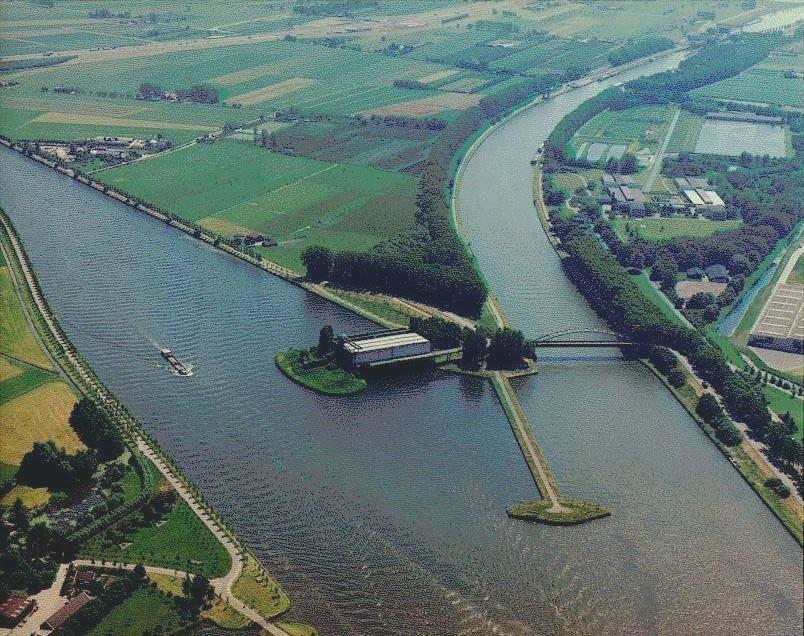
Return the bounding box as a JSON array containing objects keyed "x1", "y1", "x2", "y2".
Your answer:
[
  {"x1": 674, "y1": 177, "x2": 725, "y2": 212},
  {"x1": 338, "y1": 329, "x2": 432, "y2": 368},
  {"x1": 600, "y1": 173, "x2": 645, "y2": 214}
]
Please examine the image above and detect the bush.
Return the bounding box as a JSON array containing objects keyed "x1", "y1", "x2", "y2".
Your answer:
[{"x1": 764, "y1": 477, "x2": 791, "y2": 498}]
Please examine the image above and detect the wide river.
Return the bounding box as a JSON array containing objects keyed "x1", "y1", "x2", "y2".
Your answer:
[{"x1": 1, "y1": 52, "x2": 801, "y2": 635}]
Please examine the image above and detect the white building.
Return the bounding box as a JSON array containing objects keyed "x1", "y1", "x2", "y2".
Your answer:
[{"x1": 340, "y1": 331, "x2": 431, "y2": 367}]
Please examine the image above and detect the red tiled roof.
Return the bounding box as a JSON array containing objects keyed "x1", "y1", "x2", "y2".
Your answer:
[
  {"x1": 0, "y1": 594, "x2": 34, "y2": 622},
  {"x1": 44, "y1": 592, "x2": 92, "y2": 630}
]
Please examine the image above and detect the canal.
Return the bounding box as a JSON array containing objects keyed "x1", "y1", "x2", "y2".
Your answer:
[{"x1": 1, "y1": 52, "x2": 801, "y2": 635}]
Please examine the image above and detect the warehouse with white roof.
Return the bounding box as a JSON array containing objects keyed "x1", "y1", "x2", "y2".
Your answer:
[{"x1": 339, "y1": 330, "x2": 432, "y2": 367}]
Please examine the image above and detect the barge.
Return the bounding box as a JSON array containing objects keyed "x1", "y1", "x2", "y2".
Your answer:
[{"x1": 160, "y1": 348, "x2": 191, "y2": 375}]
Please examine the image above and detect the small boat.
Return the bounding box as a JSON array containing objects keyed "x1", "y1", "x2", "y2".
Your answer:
[{"x1": 160, "y1": 348, "x2": 191, "y2": 375}]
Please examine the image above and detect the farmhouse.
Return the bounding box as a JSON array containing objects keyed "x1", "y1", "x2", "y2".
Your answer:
[
  {"x1": 42, "y1": 591, "x2": 92, "y2": 631},
  {"x1": 686, "y1": 267, "x2": 705, "y2": 280},
  {"x1": 0, "y1": 594, "x2": 36, "y2": 628},
  {"x1": 674, "y1": 177, "x2": 725, "y2": 213},
  {"x1": 337, "y1": 329, "x2": 431, "y2": 368},
  {"x1": 93, "y1": 136, "x2": 133, "y2": 147}
]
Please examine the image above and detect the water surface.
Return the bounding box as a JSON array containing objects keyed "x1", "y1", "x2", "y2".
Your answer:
[{"x1": 1, "y1": 48, "x2": 801, "y2": 635}]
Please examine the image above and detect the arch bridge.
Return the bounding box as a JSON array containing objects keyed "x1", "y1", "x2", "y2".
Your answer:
[{"x1": 531, "y1": 329, "x2": 638, "y2": 348}]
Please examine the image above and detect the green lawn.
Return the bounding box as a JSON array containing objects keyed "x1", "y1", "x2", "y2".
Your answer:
[
  {"x1": 276, "y1": 349, "x2": 367, "y2": 396},
  {"x1": 80, "y1": 498, "x2": 231, "y2": 578},
  {"x1": 87, "y1": 587, "x2": 183, "y2": 636},
  {"x1": 613, "y1": 216, "x2": 742, "y2": 242},
  {"x1": 763, "y1": 385, "x2": 804, "y2": 438}
]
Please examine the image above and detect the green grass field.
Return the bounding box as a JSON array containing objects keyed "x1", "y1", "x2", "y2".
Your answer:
[
  {"x1": 613, "y1": 216, "x2": 742, "y2": 242},
  {"x1": 788, "y1": 253, "x2": 804, "y2": 286},
  {"x1": 97, "y1": 140, "x2": 417, "y2": 267},
  {"x1": 276, "y1": 349, "x2": 367, "y2": 396},
  {"x1": 692, "y1": 68, "x2": 804, "y2": 109},
  {"x1": 87, "y1": 586, "x2": 183, "y2": 636},
  {"x1": 80, "y1": 498, "x2": 231, "y2": 578},
  {"x1": 0, "y1": 267, "x2": 53, "y2": 368},
  {"x1": 0, "y1": 365, "x2": 57, "y2": 405},
  {"x1": 666, "y1": 109, "x2": 703, "y2": 153}
]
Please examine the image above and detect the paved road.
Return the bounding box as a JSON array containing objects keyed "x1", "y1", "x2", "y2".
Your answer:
[{"x1": 644, "y1": 106, "x2": 680, "y2": 193}]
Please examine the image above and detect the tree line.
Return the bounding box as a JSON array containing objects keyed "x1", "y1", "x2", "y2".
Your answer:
[
  {"x1": 408, "y1": 316, "x2": 534, "y2": 370},
  {"x1": 607, "y1": 37, "x2": 675, "y2": 67},
  {"x1": 552, "y1": 220, "x2": 776, "y2": 444}
]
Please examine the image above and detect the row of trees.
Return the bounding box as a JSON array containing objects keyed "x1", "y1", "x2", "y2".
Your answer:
[
  {"x1": 408, "y1": 316, "x2": 534, "y2": 370},
  {"x1": 607, "y1": 37, "x2": 675, "y2": 67},
  {"x1": 138, "y1": 83, "x2": 219, "y2": 103}
]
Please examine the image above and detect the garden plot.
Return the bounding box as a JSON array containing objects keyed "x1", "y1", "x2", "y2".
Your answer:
[
  {"x1": 571, "y1": 104, "x2": 675, "y2": 159},
  {"x1": 361, "y1": 91, "x2": 481, "y2": 116},
  {"x1": 692, "y1": 68, "x2": 804, "y2": 109},
  {"x1": 753, "y1": 283, "x2": 804, "y2": 341}
]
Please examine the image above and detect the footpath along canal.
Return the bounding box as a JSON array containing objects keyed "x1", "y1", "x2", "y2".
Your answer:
[{"x1": 0, "y1": 52, "x2": 801, "y2": 636}]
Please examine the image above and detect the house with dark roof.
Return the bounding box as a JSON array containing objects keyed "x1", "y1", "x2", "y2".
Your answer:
[
  {"x1": 686, "y1": 267, "x2": 705, "y2": 280},
  {"x1": 705, "y1": 264, "x2": 730, "y2": 283},
  {"x1": 42, "y1": 592, "x2": 92, "y2": 631}
]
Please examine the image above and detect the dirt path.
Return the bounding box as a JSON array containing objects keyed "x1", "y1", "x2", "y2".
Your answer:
[{"x1": 492, "y1": 373, "x2": 566, "y2": 512}]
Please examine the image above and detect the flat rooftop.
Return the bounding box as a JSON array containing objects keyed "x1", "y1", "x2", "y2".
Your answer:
[{"x1": 343, "y1": 332, "x2": 429, "y2": 354}]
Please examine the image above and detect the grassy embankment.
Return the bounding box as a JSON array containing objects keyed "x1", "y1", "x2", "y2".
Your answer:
[
  {"x1": 276, "y1": 348, "x2": 366, "y2": 395},
  {"x1": 148, "y1": 572, "x2": 251, "y2": 630},
  {"x1": 507, "y1": 499, "x2": 611, "y2": 525},
  {"x1": 788, "y1": 252, "x2": 804, "y2": 286},
  {"x1": 80, "y1": 495, "x2": 232, "y2": 579},
  {"x1": 231, "y1": 554, "x2": 291, "y2": 619}
]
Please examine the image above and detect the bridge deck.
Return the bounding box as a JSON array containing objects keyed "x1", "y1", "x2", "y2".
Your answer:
[{"x1": 532, "y1": 340, "x2": 636, "y2": 347}]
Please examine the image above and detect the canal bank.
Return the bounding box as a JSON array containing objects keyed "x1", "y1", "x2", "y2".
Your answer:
[{"x1": 0, "y1": 209, "x2": 298, "y2": 634}]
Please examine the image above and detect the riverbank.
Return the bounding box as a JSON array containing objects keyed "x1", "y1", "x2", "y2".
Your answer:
[
  {"x1": 532, "y1": 151, "x2": 803, "y2": 544},
  {"x1": 0, "y1": 209, "x2": 304, "y2": 633},
  {"x1": 275, "y1": 349, "x2": 367, "y2": 396}
]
